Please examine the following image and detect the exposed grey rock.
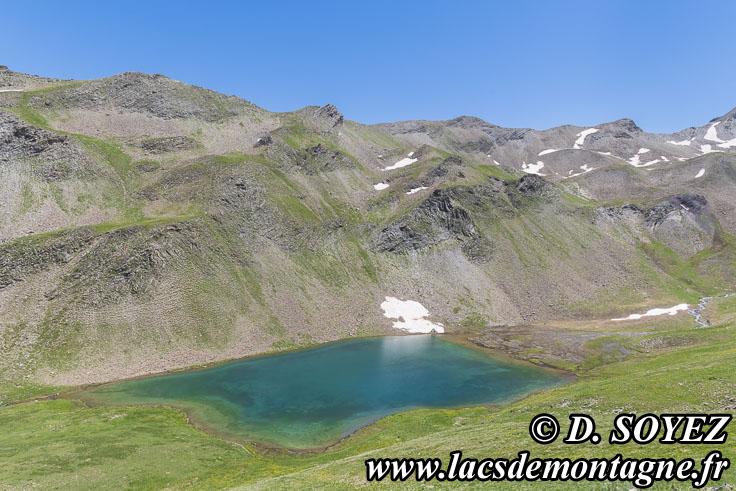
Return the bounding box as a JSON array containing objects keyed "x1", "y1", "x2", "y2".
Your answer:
[
  {"x1": 254, "y1": 134, "x2": 273, "y2": 147},
  {"x1": 0, "y1": 65, "x2": 66, "y2": 89},
  {"x1": 51, "y1": 222, "x2": 204, "y2": 303},
  {"x1": 516, "y1": 174, "x2": 548, "y2": 196},
  {"x1": 645, "y1": 194, "x2": 707, "y2": 228},
  {"x1": 315, "y1": 104, "x2": 343, "y2": 127},
  {"x1": 133, "y1": 160, "x2": 161, "y2": 173},
  {"x1": 266, "y1": 142, "x2": 354, "y2": 175},
  {"x1": 426, "y1": 155, "x2": 462, "y2": 179},
  {"x1": 139, "y1": 136, "x2": 199, "y2": 154},
  {"x1": 23, "y1": 72, "x2": 259, "y2": 122},
  {"x1": 0, "y1": 110, "x2": 95, "y2": 181},
  {"x1": 0, "y1": 228, "x2": 96, "y2": 290},
  {"x1": 297, "y1": 104, "x2": 344, "y2": 132},
  {"x1": 710, "y1": 106, "x2": 736, "y2": 122},
  {"x1": 375, "y1": 188, "x2": 493, "y2": 262}
]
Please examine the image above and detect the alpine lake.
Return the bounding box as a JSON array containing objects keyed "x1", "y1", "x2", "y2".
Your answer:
[{"x1": 78, "y1": 335, "x2": 570, "y2": 449}]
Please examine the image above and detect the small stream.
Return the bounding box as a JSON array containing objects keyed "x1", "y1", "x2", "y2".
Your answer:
[{"x1": 687, "y1": 293, "x2": 735, "y2": 328}]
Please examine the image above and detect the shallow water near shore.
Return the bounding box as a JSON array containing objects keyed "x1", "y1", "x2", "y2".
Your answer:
[{"x1": 79, "y1": 335, "x2": 569, "y2": 449}]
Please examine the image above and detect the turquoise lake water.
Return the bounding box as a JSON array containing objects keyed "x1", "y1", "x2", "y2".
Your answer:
[{"x1": 80, "y1": 335, "x2": 568, "y2": 449}]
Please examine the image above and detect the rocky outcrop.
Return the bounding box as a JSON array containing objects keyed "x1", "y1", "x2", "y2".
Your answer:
[
  {"x1": 711, "y1": 106, "x2": 736, "y2": 122},
  {"x1": 315, "y1": 104, "x2": 343, "y2": 127},
  {"x1": 265, "y1": 142, "x2": 354, "y2": 175},
  {"x1": 425, "y1": 155, "x2": 462, "y2": 180},
  {"x1": 50, "y1": 222, "x2": 204, "y2": 304},
  {"x1": 375, "y1": 189, "x2": 493, "y2": 262},
  {"x1": 0, "y1": 222, "x2": 211, "y2": 304},
  {"x1": 516, "y1": 174, "x2": 548, "y2": 196},
  {"x1": 139, "y1": 136, "x2": 199, "y2": 154},
  {"x1": 0, "y1": 65, "x2": 65, "y2": 90},
  {"x1": 294, "y1": 144, "x2": 353, "y2": 174},
  {"x1": 0, "y1": 111, "x2": 95, "y2": 181},
  {"x1": 254, "y1": 134, "x2": 273, "y2": 147},
  {"x1": 22, "y1": 72, "x2": 258, "y2": 122},
  {"x1": 133, "y1": 160, "x2": 161, "y2": 173},
  {"x1": 596, "y1": 195, "x2": 708, "y2": 230},
  {"x1": 645, "y1": 195, "x2": 707, "y2": 228},
  {"x1": 0, "y1": 228, "x2": 96, "y2": 290},
  {"x1": 598, "y1": 118, "x2": 643, "y2": 136},
  {"x1": 299, "y1": 104, "x2": 344, "y2": 132}
]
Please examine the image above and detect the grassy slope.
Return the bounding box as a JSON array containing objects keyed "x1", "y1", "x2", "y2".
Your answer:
[{"x1": 1, "y1": 308, "x2": 735, "y2": 489}]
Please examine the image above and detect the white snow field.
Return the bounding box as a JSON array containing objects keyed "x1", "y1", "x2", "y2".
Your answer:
[
  {"x1": 521, "y1": 161, "x2": 546, "y2": 175},
  {"x1": 406, "y1": 186, "x2": 428, "y2": 195},
  {"x1": 705, "y1": 123, "x2": 724, "y2": 143},
  {"x1": 380, "y1": 297, "x2": 445, "y2": 333},
  {"x1": 383, "y1": 157, "x2": 418, "y2": 171},
  {"x1": 611, "y1": 303, "x2": 689, "y2": 321},
  {"x1": 573, "y1": 128, "x2": 599, "y2": 149},
  {"x1": 538, "y1": 149, "x2": 559, "y2": 156},
  {"x1": 667, "y1": 138, "x2": 692, "y2": 146},
  {"x1": 564, "y1": 164, "x2": 595, "y2": 178}
]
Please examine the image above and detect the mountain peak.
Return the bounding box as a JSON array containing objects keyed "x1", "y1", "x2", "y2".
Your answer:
[
  {"x1": 297, "y1": 103, "x2": 344, "y2": 131},
  {"x1": 711, "y1": 106, "x2": 736, "y2": 122},
  {"x1": 0, "y1": 65, "x2": 67, "y2": 89},
  {"x1": 598, "y1": 118, "x2": 642, "y2": 134},
  {"x1": 446, "y1": 115, "x2": 499, "y2": 130}
]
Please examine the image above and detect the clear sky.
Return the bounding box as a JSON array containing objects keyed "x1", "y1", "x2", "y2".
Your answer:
[{"x1": 2, "y1": 0, "x2": 735, "y2": 132}]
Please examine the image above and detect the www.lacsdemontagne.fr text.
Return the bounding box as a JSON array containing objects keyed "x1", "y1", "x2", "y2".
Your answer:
[
  {"x1": 365, "y1": 450, "x2": 729, "y2": 488},
  {"x1": 365, "y1": 413, "x2": 732, "y2": 488}
]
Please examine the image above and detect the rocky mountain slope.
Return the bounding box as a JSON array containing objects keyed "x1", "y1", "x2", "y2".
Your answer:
[{"x1": 1, "y1": 65, "x2": 735, "y2": 395}]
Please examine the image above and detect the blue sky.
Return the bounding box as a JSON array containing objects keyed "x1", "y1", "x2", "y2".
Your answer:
[{"x1": 2, "y1": 0, "x2": 735, "y2": 132}]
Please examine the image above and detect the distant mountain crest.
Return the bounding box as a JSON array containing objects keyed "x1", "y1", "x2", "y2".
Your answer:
[{"x1": 711, "y1": 106, "x2": 736, "y2": 122}]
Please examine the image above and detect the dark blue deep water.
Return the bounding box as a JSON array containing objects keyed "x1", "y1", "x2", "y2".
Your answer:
[{"x1": 81, "y1": 336, "x2": 568, "y2": 448}]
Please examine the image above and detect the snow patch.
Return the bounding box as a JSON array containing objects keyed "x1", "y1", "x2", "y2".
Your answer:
[
  {"x1": 717, "y1": 137, "x2": 736, "y2": 149},
  {"x1": 373, "y1": 182, "x2": 389, "y2": 191},
  {"x1": 0, "y1": 88, "x2": 24, "y2": 92},
  {"x1": 611, "y1": 303, "x2": 689, "y2": 321},
  {"x1": 661, "y1": 156, "x2": 670, "y2": 162},
  {"x1": 406, "y1": 186, "x2": 428, "y2": 195},
  {"x1": 573, "y1": 128, "x2": 598, "y2": 149},
  {"x1": 638, "y1": 148, "x2": 650, "y2": 154},
  {"x1": 383, "y1": 157, "x2": 418, "y2": 171},
  {"x1": 704, "y1": 122, "x2": 725, "y2": 143},
  {"x1": 380, "y1": 297, "x2": 445, "y2": 333},
  {"x1": 667, "y1": 139, "x2": 692, "y2": 146},
  {"x1": 628, "y1": 154, "x2": 660, "y2": 167},
  {"x1": 700, "y1": 144, "x2": 715, "y2": 154},
  {"x1": 695, "y1": 168, "x2": 705, "y2": 178},
  {"x1": 493, "y1": 160, "x2": 501, "y2": 166},
  {"x1": 521, "y1": 161, "x2": 546, "y2": 176},
  {"x1": 563, "y1": 164, "x2": 595, "y2": 179},
  {"x1": 408, "y1": 151, "x2": 415, "y2": 157},
  {"x1": 538, "y1": 149, "x2": 559, "y2": 156}
]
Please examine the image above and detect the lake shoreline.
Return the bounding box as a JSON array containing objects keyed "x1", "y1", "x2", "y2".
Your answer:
[
  {"x1": 69, "y1": 335, "x2": 572, "y2": 452},
  {"x1": 56, "y1": 330, "x2": 572, "y2": 403},
  {"x1": 4, "y1": 329, "x2": 570, "y2": 409}
]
